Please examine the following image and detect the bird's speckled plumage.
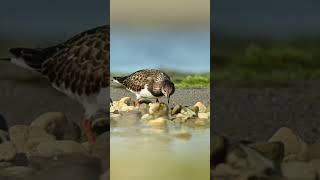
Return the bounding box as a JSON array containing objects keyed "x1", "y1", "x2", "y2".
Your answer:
[
  {"x1": 113, "y1": 69, "x2": 175, "y2": 99},
  {"x1": 42, "y1": 25, "x2": 110, "y2": 96},
  {"x1": 8, "y1": 25, "x2": 110, "y2": 117}
]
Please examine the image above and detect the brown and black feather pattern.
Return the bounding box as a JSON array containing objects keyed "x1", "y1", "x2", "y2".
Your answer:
[
  {"x1": 41, "y1": 25, "x2": 110, "y2": 96},
  {"x1": 113, "y1": 69, "x2": 171, "y2": 97}
]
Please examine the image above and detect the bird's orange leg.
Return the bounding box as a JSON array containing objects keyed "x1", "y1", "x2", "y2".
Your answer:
[{"x1": 84, "y1": 119, "x2": 96, "y2": 144}]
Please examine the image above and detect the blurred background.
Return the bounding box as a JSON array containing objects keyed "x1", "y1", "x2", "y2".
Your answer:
[
  {"x1": 212, "y1": 0, "x2": 320, "y2": 143},
  {"x1": 0, "y1": 0, "x2": 108, "y2": 125},
  {"x1": 110, "y1": 0, "x2": 210, "y2": 73},
  {"x1": 213, "y1": 0, "x2": 320, "y2": 83}
]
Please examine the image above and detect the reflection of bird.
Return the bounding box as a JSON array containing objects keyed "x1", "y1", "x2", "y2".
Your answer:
[
  {"x1": 0, "y1": 25, "x2": 110, "y2": 143},
  {"x1": 113, "y1": 69, "x2": 175, "y2": 106}
]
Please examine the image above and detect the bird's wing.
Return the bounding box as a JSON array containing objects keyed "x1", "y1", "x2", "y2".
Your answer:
[
  {"x1": 122, "y1": 70, "x2": 155, "y2": 92},
  {"x1": 42, "y1": 25, "x2": 110, "y2": 96}
]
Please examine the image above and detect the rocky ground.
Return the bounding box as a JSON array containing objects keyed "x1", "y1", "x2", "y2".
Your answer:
[
  {"x1": 212, "y1": 127, "x2": 320, "y2": 179},
  {"x1": 0, "y1": 112, "x2": 109, "y2": 180},
  {"x1": 212, "y1": 81, "x2": 320, "y2": 179}
]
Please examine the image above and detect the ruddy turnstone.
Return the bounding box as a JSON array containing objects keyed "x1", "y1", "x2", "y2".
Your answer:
[
  {"x1": 0, "y1": 25, "x2": 110, "y2": 143},
  {"x1": 112, "y1": 69, "x2": 175, "y2": 105}
]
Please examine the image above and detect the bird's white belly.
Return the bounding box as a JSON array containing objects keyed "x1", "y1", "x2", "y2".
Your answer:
[{"x1": 138, "y1": 87, "x2": 156, "y2": 99}]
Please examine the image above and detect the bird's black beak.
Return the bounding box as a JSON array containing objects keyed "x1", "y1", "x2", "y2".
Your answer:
[
  {"x1": 167, "y1": 96, "x2": 170, "y2": 104},
  {"x1": 0, "y1": 58, "x2": 10, "y2": 61}
]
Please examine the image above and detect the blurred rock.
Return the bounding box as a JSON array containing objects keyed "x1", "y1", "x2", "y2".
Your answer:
[
  {"x1": 26, "y1": 127, "x2": 56, "y2": 153},
  {"x1": 147, "y1": 117, "x2": 167, "y2": 128},
  {"x1": 30, "y1": 112, "x2": 80, "y2": 141},
  {"x1": 0, "y1": 130, "x2": 9, "y2": 143},
  {"x1": 226, "y1": 145, "x2": 275, "y2": 174},
  {"x1": 198, "y1": 112, "x2": 210, "y2": 120},
  {"x1": 281, "y1": 161, "x2": 317, "y2": 180},
  {"x1": 211, "y1": 133, "x2": 229, "y2": 167},
  {"x1": 138, "y1": 103, "x2": 149, "y2": 115},
  {"x1": 149, "y1": 103, "x2": 169, "y2": 118},
  {"x1": 249, "y1": 142, "x2": 285, "y2": 165},
  {"x1": 119, "y1": 97, "x2": 133, "y2": 106},
  {"x1": 28, "y1": 154, "x2": 101, "y2": 180},
  {"x1": 9, "y1": 125, "x2": 30, "y2": 153},
  {"x1": 29, "y1": 140, "x2": 89, "y2": 158},
  {"x1": 194, "y1": 102, "x2": 207, "y2": 113},
  {"x1": 0, "y1": 166, "x2": 35, "y2": 179},
  {"x1": 268, "y1": 127, "x2": 308, "y2": 161},
  {"x1": 0, "y1": 142, "x2": 16, "y2": 161},
  {"x1": 171, "y1": 104, "x2": 182, "y2": 115},
  {"x1": 309, "y1": 159, "x2": 320, "y2": 176}
]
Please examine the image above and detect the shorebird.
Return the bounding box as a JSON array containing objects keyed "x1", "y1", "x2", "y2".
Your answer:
[
  {"x1": 0, "y1": 25, "x2": 110, "y2": 143},
  {"x1": 112, "y1": 69, "x2": 175, "y2": 106}
]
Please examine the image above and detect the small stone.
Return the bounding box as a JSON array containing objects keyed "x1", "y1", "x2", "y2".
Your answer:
[
  {"x1": 212, "y1": 163, "x2": 238, "y2": 177},
  {"x1": 226, "y1": 145, "x2": 274, "y2": 173},
  {"x1": 26, "y1": 127, "x2": 56, "y2": 152},
  {"x1": 141, "y1": 114, "x2": 154, "y2": 121},
  {"x1": 194, "y1": 102, "x2": 207, "y2": 113},
  {"x1": 171, "y1": 105, "x2": 182, "y2": 115},
  {"x1": 309, "y1": 159, "x2": 320, "y2": 175},
  {"x1": 249, "y1": 142, "x2": 285, "y2": 165},
  {"x1": 211, "y1": 133, "x2": 229, "y2": 167},
  {"x1": 195, "y1": 118, "x2": 209, "y2": 126},
  {"x1": 120, "y1": 105, "x2": 137, "y2": 112},
  {"x1": 0, "y1": 130, "x2": 9, "y2": 143},
  {"x1": 282, "y1": 161, "x2": 317, "y2": 180},
  {"x1": 119, "y1": 97, "x2": 133, "y2": 106},
  {"x1": 138, "y1": 103, "x2": 150, "y2": 115},
  {"x1": 0, "y1": 166, "x2": 35, "y2": 179},
  {"x1": 189, "y1": 106, "x2": 199, "y2": 114},
  {"x1": 180, "y1": 107, "x2": 197, "y2": 118},
  {"x1": 0, "y1": 142, "x2": 16, "y2": 161},
  {"x1": 268, "y1": 127, "x2": 308, "y2": 161},
  {"x1": 147, "y1": 117, "x2": 168, "y2": 128},
  {"x1": 30, "y1": 112, "x2": 80, "y2": 141},
  {"x1": 117, "y1": 111, "x2": 141, "y2": 126},
  {"x1": 29, "y1": 140, "x2": 89, "y2": 158},
  {"x1": 0, "y1": 162, "x2": 12, "y2": 168},
  {"x1": 149, "y1": 103, "x2": 169, "y2": 118},
  {"x1": 198, "y1": 112, "x2": 210, "y2": 119},
  {"x1": 9, "y1": 125, "x2": 30, "y2": 153}
]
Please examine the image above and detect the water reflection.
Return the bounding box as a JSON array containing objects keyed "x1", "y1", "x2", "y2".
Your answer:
[{"x1": 110, "y1": 124, "x2": 210, "y2": 180}]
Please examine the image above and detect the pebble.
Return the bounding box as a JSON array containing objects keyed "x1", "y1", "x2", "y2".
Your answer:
[
  {"x1": 269, "y1": 127, "x2": 308, "y2": 161},
  {"x1": 0, "y1": 142, "x2": 17, "y2": 161},
  {"x1": 281, "y1": 161, "x2": 317, "y2": 180},
  {"x1": 30, "y1": 112, "x2": 80, "y2": 141},
  {"x1": 147, "y1": 117, "x2": 168, "y2": 128}
]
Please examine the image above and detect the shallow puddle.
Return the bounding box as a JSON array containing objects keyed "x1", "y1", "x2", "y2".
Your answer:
[{"x1": 110, "y1": 124, "x2": 210, "y2": 180}]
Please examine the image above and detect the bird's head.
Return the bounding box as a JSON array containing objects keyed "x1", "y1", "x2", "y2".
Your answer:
[{"x1": 161, "y1": 80, "x2": 175, "y2": 104}]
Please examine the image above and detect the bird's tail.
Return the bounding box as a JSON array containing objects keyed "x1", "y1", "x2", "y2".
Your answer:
[
  {"x1": 6, "y1": 46, "x2": 60, "y2": 71},
  {"x1": 112, "y1": 76, "x2": 127, "y2": 84}
]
